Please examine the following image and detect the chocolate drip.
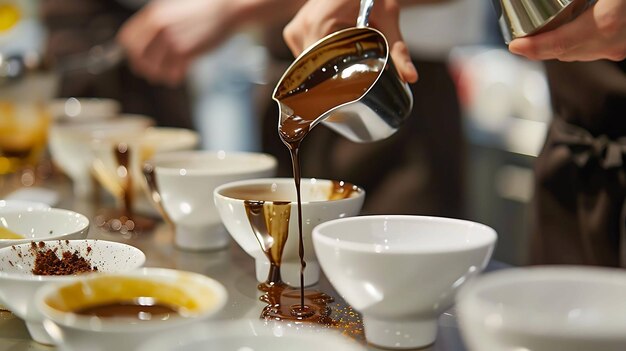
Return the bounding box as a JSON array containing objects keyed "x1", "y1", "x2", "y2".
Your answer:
[
  {"x1": 275, "y1": 46, "x2": 380, "y2": 325},
  {"x1": 244, "y1": 200, "x2": 291, "y2": 287}
]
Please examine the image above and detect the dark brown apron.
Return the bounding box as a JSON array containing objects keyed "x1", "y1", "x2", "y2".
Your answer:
[{"x1": 532, "y1": 60, "x2": 626, "y2": 267}]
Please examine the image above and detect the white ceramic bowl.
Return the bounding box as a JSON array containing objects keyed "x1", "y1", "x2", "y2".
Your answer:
[
  {"x1": 91, "y1": 127, "x2": 199, "y2": 214},
  {"x1": 48, "y1": 98, "x2": 120, "y2": 122},
  {"x1": 48, "y1": 115, "x2": 154, "y2": 197},
  {"x1": 0, "y1": 240, "x2": 145, "y2": 344},
  {"x1": 37, "y1": 267, "x2": 227, "y2": 351},
  {"x1": 457, "y1": 266, "x2": 626, "y2": 351},
  {"x1": 215, "y1": 178, "x2": 365, "y2": 287},
  {"x1": 0, "y1": 208, "x2": 89, "y2": 248},
  {"x1": 137, "y1": 319, "x2": 365, "y2": 351},
  {"x1": 148, "y1": 151, "x2": 277, "y2": 251},
  {"x1": 313, "y1": 215, "x2": 497, "y2": 349}
]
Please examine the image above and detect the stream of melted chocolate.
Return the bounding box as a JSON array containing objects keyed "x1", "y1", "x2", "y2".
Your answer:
[
  {"x1": 278, "y1": 63, "x2": 380, "y2": 314},
  {"x1": 242, "y1": 181, "x2": 359, "y2": 324}
]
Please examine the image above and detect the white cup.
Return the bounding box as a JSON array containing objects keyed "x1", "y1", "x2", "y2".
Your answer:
[
  {"x1": 313, "y1": 215, "x2": 497, "y2": 349},
  {"x1": 48, "y1": 115, "x2": 154, "y2": 197},
  {"x1": 147, "y1": 151, "x2": 277, "y2": 251},
  {"x1": 90, "y1": 126, "x2": 199, "y2": 217},
  {"x1": 214, "y1": 177, "x2": 365, "y2": 287}
]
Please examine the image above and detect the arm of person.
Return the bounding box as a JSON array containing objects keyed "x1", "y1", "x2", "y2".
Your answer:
[
  {"x1": 509, "y1": 0, "x2": 626, "y2": 62},
  {"x1": 117, "y1": 0, "x2": 306, "y2": 86},
  {"x1": 283, "y1": 0, "x2": 450, "y2": 84}
]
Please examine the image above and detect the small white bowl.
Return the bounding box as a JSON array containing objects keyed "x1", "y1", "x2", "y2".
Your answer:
[
  {"x1": 0, "y1": 240, "x2": 146, "y2": 344},
  {"x1": 215, "y1": 178, "x2": 365, "y2": 287},
  {"x1": 48, "y1": 115, "x2": 154, "y2": 197},
  {"x1": 457, "y1": 266, "x2": 626, "y2": 351},
  {"x1": 37, "y1": 267, "x2": 227, "y2": 351},
  {"x1": 313, "y1": 215, "x2": 497, "y2": 349},
  {"x1": 0, "y1": 208, "x2": 90, "y2": 248},
  {"x1": 148, "y1": 150, "x2": 277, "y2": 251},
  {"x1": 90, "y1": 127, "x2": 199, "y2": 215},
  {"x1": 137, "y1": 319, "x2": 366, "y2": 351}
]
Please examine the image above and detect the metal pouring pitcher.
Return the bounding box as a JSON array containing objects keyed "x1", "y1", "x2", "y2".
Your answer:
[
  {"x1": 273, "y1": 0, "x2": 413, "y2": 143},
  {"x1": 492, "y1": 0, "x2": 597, "y2": 43}
]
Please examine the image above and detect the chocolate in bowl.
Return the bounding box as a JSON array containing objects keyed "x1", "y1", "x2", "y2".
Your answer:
[{"x1": 0, "y1": 240, "x2": 145, "y2": 345}]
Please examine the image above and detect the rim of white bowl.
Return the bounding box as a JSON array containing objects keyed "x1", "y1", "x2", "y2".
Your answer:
[
  {"x1": 457, "y1": 265, "x2": 626, "y2": 338},
  {"x1": 90, "y1": 126, "x2": 198, "y2": 148},
  {"x1": 214, "y1": 177, "x2": 365, "y2": 205},
  {"x1": 0, "y1": 240, "x2": 145, "y2": 281},
  {"x1": 51, "y1": 114, "x2": 153, "y2": 133},
  {"x1": 0, "y1": 208, "x2": 90, "y2": 245},
  {"x1": 0, "y1": 200, "x2": 50, "y2": 210},
  {"x1": 150, "y1": 151, "x2": 278, "y2": 176},
  {"x1": 136, "y1": 319, "x2": 365, "y2": 351},
  {"x1": 49, "y1": 98, "x2": 120, "y2": 120},
  {"x1": 313, "y1": 215, "x2": 497, "y2": 254},
  {"x1": 36, "y1": 267, "x2": 228, "y2": 332}
]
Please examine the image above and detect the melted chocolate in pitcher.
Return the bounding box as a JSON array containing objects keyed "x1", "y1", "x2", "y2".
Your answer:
[{"x1": 276, "y1": 52, "x2": 381, "y2": 322}]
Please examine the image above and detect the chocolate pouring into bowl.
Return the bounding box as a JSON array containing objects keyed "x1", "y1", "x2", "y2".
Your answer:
[
  {"x1": 0, "y1": 239, "x2": 146, "y2": 345},
  {"x1": 215, "y1": 177, "x2": 365, "y2": 324},
  {"x1": 271, "y1": 0, "x2": 410, "y2": 330}
]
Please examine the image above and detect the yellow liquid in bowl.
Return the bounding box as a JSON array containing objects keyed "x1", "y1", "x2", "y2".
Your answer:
[{"x1": 0, "y1": 227, "x2": 24, "y2": 239}]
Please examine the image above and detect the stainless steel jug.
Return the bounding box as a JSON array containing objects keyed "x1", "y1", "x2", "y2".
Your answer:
[
  {"x1": 273, "y1": 0, "x2": 413, "y2": 143},
  {"x1": 492, "y1": 0, "x2": 597, "y2": 43}
]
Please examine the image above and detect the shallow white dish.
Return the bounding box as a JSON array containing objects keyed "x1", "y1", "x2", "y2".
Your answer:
[
  {"x1": 37, "y1": 267, "x2": 227, "y2": 351},
  {"x1": 137, "y1": 319, "x2": 365, "y2": 351},
  {"x1": 0, "y1": 239, "x2": 146, "y2": 344},
  {"x1": 457, "y1": 266, "x2": 626, "y2": 351},
  {"x1": 0, "y1": 208, "x2": 90, "y2": 248}
]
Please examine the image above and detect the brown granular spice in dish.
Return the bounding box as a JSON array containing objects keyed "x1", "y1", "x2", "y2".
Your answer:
[{"x1": 31, "y1": 242, "x2": 98, "y2": 276}]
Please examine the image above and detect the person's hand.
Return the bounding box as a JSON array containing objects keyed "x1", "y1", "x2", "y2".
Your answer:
[
  {"x1": 283, "y1": 0, "x2": 418, "y2": 83},
  {"x1": 509, "y1": 0, "x2": 626, "y2": 62},
  {"x1": 117, "y1": 0, "x2": 243, "y2": 86}
]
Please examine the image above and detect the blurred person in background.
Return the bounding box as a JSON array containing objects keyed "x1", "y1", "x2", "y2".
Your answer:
[
  {"x1": 284, "y1": 0, "x2": 626, "y2": 267},
  {"x1": 42, "y1": 0, "x2": 304, "y2": 145},
  {"x1": 115, "y1": 0, "x2": 304, "y2": 151},
  {"x1": 41, "y1": 0, "x2": 193, "y2": 128}
]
